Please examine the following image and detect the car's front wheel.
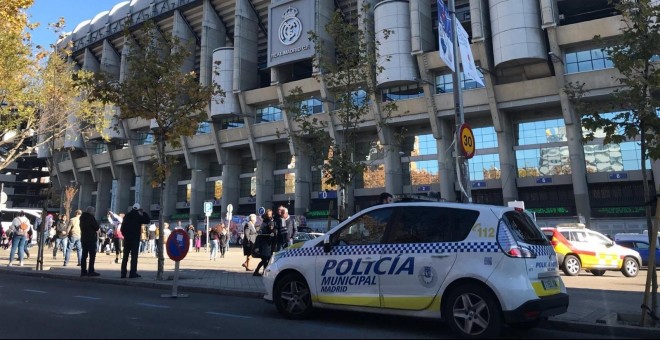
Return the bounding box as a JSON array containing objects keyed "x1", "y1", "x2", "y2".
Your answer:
[
  {"x1": 562, "y1": 255, "x2": 581, "y2": 276},
  {"x1": 273, "y1": 273, "x2": 313, "y2": 319},
  {"x1": 621, "y1": 257, "x2": 639, "y2": 277},
  {"x1": 443, "y1": 284, "x2": 502, "y2": 339}
]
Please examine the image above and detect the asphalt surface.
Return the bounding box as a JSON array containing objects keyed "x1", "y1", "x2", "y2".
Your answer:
[{"x1": 1, "y1": 243, "x2": 660, "y2": 338}]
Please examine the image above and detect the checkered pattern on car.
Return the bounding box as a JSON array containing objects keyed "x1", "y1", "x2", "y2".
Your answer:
[
  {"x1": 277, "y1": 242, "x2": 501, "y2": 259},
  {"x1": 528, "y1": 244, "x2": 555, "y2": 257}
]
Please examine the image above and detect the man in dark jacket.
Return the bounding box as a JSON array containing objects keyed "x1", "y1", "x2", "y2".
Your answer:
[
  {"x1": 79, "y1": 206, "x2": 101, "y2": 277},
  {"x1": 120, "y1": 203, "x2": 151, "y2": 278}
]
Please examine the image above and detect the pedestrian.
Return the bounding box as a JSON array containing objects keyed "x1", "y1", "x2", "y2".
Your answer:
[
  {"x1": 253, "y1": 209, "x2": 275, "y2": 277},
  {"x1": 65, "y1": 210, "x2": 83, "y2": 267},
  {"x1": 195, "y1": 235, "x2": 202, "y2": 253},
  {"x1": 241, "y1": 214, "x2": 258, "y2": 271},
  {"x1": 47, "y1": 224, "x2": 56, "y2": 248},
  {"x1": 163, "y1": 223, "x2": 171, "y2": 243},
  {"x1": 108, "y1": 211, "x2": 125, "y2": 264},
  {"x1": 120, "y1": 203, "x2": 151, "y2": 279},
  {"x1": 378, "y1": 192, "x2": 393, "y2": 204},
  {"x1": 218, "y1": 222, "x2": 228, "y2": 258},
  {"x1": 53, "y1": 215, "x2": 69, "y2": 260},
  {"x1": 208, "y1": 226, "x2": 218, "y2": 259},
  {"x1": 275, "y1": 206, "x2": 296, "y2": 251},
  {"x1": 79, "y1": 206, "x2": 101, "y2": 277},
  {"x1": 187, "y1": 224, "x2": 195, "y2": 250},
  {"x1": 41, "y1": 213, "x2": 54, "y2": 247},
  {"x1": 139, "y1": 224, "x2": 148, "y2": 254},
  {"x1": 147, "y1": 222, "x2": 157, "y2": 256},
  {"x1": 7, "y1": 211, "x2": 31, "y2": 267}
]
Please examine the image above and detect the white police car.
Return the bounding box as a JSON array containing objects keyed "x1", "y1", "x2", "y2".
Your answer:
[{"x1": 263, "y1": 202, "x2": 568, "y2": 338}]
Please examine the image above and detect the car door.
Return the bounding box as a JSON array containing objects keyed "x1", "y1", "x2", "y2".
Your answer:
[
  {"x1": 585, "y1": 230, "x2": 619, "y2": 269},
  {"x1": 314, "y1": 207, "x2": 393, "y2": 308},
  {"x1": 379, "y1": 206, "x2": 475, "y2": 310}
]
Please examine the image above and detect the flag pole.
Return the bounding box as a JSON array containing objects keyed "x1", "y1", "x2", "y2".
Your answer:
[{"x1": 448, "y1": 0, "x2": 472, "y2": 203}]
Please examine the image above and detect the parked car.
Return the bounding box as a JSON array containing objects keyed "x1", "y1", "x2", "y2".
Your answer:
[
  {"x1": 263, "y1": 202, "x2": 568, "y2": 338},
  {"x1": 615, "y1": 232, "x2": 660, "y2": 267},
  {"x1": 542, "y1": 223, "x2": 642, "y2": 277},
  {"x1": 292, "y1": 232, "x2": 314, "y2": 244}
]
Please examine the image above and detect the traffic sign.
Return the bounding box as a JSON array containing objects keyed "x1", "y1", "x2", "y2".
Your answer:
[
  {"x1": 459, "y1": 123, "x2": 476, "y2": 159},
  {"x1": 204, "y1": 201, "x2": 213, "y2": 214},
  {"x1": 166, "y1": 229, "x2": 190, "y2": 262},
  {"x1": 258, "y1": 207, "x2": 265, "y2": 215}
]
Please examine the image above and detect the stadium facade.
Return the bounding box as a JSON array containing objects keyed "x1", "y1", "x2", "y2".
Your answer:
[{"x1": 43, "y1": 0, "x2": 659, "y2": 234}]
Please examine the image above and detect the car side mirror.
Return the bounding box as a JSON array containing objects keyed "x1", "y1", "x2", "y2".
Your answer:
[{"x1": 323, "y1": 234, "x2": 332, "y2": 253}]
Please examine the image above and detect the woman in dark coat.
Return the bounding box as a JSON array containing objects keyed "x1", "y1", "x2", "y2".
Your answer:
[{"x1": 253, "y1": 209, "x2": 275, "y2": 276}]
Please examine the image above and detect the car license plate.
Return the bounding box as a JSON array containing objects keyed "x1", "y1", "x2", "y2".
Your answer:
[{"x1": 542, "y1": 278, "x2": 558, "y2": 290}]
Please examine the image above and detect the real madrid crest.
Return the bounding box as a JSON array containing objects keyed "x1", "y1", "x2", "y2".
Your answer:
[
  {"x1": 278, "y1": 6, "x2": 302, "y2": 46},
  {"x1": 418, "y1": 266, "x2": 437, "y2": 288}
]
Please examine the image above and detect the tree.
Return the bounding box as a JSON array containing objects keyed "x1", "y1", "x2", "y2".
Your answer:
[
  {"x1": 282, "y1": 4, "x2": 397, "y2": 220},
  {"x1": 88, "y1": 20, "x2": 223, "y2": 280},
  {"x1": 0, "y1": 1, "x2": 104, "y2": 172},
  {"x1": 564, "y1": 0, "x2": 660, "y2": 325}
]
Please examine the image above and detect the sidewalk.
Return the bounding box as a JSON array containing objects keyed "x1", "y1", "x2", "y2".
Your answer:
[{"x1": 1, "y1": 244, "x2": 659, "y2": 338}]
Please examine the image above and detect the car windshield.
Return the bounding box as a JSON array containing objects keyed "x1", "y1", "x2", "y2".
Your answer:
[{"x1": 502, "y1": 211, "x2": 549, "y2": 245}]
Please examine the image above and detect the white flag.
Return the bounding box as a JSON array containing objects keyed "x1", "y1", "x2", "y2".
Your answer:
[
  {"x1": 456, "y1": 21, "x2": 484, "y2": 87},
  {"x1": 437, "y1": 0, "x2": 455, "y2": 72}
]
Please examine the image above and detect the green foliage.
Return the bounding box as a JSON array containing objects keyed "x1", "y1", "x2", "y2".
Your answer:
[
  {"x1": 284, "y1": 3, "x2": 396, "y2": 192},
  {"x1": 565, "y1": 0, "x2": 660, "y2": 159}
]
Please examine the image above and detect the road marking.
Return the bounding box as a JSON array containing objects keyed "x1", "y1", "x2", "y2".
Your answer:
[
  {"x1": 24, "y1": 289, "x2": 47, "y2": 294},
  {"x1": 205, "y1": 311, "x2": 252, "y2": 319},
  {"x1": 75, "y1": 295, "x2": 101, "y2": 300},
  {"x1": 136, "y1": 303, "x2": 170, "y2": 309}
]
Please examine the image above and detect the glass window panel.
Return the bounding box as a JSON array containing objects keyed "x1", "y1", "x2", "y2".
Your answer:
[
  {"x1": 469, "y1": 153, "x2": 501, "y2": 181},
  {"x1": 473, "y1": 127, "x2": 497, "y2": 149},
  {"x1": 565, "y1": 52, "x2": 577, "y2": 63},
  {"x1": 410, "y1": 160, "x2": 439, "y2": 185},
  {"x1": 576, "y1": 50, "x2": 592, "y2": 62},
  {"x1": 415, "y1": 134, "x2": 437, "y2": 155}
]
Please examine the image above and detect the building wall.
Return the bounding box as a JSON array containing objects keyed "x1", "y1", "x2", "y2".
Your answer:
[{"x1": 45, "y1": 0, "x2": 658, "y2": 233}]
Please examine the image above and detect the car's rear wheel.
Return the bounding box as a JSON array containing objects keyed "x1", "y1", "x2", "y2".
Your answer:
[
  {"x1": 590, "y1": 269, "x2": 606, "y2": 276},
  {"x1": 562, "y1": 255, "x2": 581, "y2": 276},
  {"x1": 443, "y1": 284, "x2": 502, "y2": 338},
  {"x1": 621, "y1": 257, "x2": 639, "y2": 277},
  {"x1": 274, "y1": 273, "x2": 313, "y2": 319}
]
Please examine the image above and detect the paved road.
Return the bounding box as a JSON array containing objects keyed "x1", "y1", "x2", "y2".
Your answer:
[{"x1": 0, "y1": 275, "x2": 628, "y2": 339}]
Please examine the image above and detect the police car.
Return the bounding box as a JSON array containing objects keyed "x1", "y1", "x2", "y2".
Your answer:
[{"x1": 263, "y1": 202, "x2": 568, "y2": 338}]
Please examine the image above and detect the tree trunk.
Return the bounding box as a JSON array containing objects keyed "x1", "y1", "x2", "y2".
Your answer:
[
  {"x1": 640, "y1": 122, "x2": 658, "y2": 326},
  {"x1": 156, "y1": 134, "x2": 166, "y2": 281}
]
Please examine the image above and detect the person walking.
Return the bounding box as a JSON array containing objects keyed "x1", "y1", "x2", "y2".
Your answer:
[
  {"x1": 53, "y1": 215, "x2": 69, "y2": 260},
  {"x1": 65, "y1": 210, "x2": 83, "y2": 267},
  {"x1": 253, "y1": 209, "x2": 275, "y2": 276},
  {"x1": 275, "y1": 207, "x2": 297, "y2": 250},
  {"x1": 147, "y1": 222, "x2": 157, "y2": 256},
  {"x1": 120, "y1": 203, "x2": 151, "y2": 279},
  {"x1": 241, "y1": 214, "x2": 258, "y2": 271},
  {"x1": 186, "y1": 225, "x2": 195, "y2": 250},
  {"x1": 195, "y1": 232, "x2": 202, "y2": 253},
  {"x1": 139, "y1": 224, "x2": 148, "y2": 254},
  {"x1": 218, "y1": 222, "x2": 228, "y2": 258},
  {"x1": 79, "y1": 206, "x2": 101, "y2": 277},
  {"x1": 378, "y1": 192, "x2": 394, "y2": 204},
  {"x1": 108, "y1": 211, "x2": 124, "y2": 264},
  {"x1": 208, "y1": 226, "x2": 219, "y2": 259},
  {"x1": 7, "y1": 211, "x2": 31, "y2": 267}
]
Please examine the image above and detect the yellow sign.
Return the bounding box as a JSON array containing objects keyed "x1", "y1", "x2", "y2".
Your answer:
[{"x1": 459, "y1": 123, "x2": 476, "y2": 159}]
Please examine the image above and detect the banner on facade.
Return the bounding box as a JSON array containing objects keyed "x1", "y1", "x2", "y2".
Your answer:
[
  {"x1": 437, "y1": 0, "x2": 455, "y2": 72},
  {"x1": 456, "y1": 21, "x2": 484, "y2": 87}
]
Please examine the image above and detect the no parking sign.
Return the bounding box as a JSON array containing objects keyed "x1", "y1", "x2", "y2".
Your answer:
[{"x1": 166, "y1": 229, "x2": 190, "y2": 262}]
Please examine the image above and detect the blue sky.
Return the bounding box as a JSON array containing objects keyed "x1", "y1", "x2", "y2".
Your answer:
[{"x1": 27, "y1": 0, "x2": 121, "y2": 50}]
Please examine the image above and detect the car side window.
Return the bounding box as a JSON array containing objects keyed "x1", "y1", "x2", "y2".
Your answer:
[
  {"x1": 635, "y1": 241, "x2": 649, "y2": 250},
  {"x1": 386, "y1": 207, "x2": 479, "y2": 244},
  {"x1": 332, "y1": 208, "x2": 393, "y2": 246}
]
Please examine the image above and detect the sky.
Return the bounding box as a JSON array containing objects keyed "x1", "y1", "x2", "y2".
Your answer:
[{"x1": 27, "y1": 0, "x2": 122, "y2": 50}]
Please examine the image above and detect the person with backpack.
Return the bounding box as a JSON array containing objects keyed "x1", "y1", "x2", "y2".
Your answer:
[
  {"x1": 108, "y1": 211, "x2": 124, "y2": 264},
  {"x1": 53, "y1": 215, "x2": 69, "y2": 260},
  {"x1": 7, "y1": 211, "x2": 31, "y2": 267}
]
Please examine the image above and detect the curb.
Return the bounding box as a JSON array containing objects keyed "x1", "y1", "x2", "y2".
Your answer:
[
  {"x1": 541, "y1": 317, "x2": 660, "y2": 339},
  {"x1": 0, "y1": 268, "x2": 265, "y2": 300}
]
